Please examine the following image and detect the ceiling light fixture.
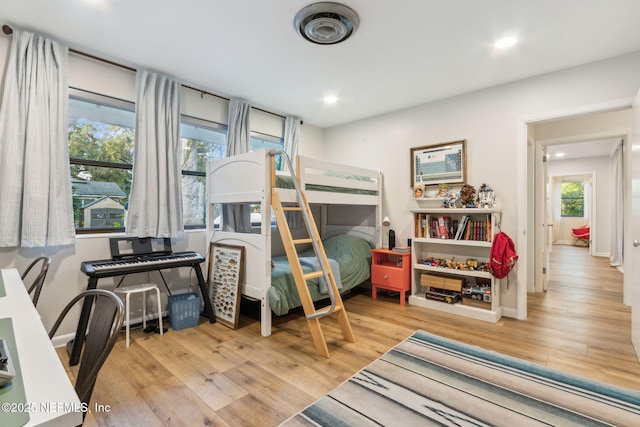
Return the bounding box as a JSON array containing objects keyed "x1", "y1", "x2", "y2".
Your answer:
[
  {"x1": 323, "y1": 95, "x2": 338, "y2": 104},
  {"x1": 555, "y1": 152, "x2": 565, "y2": 158},
  {"x1": 294, "y1": 2, "x2": 360, "y2": 45},
  {"x1": 495, "y1": 36, "x2": 517, "y2": 49}
]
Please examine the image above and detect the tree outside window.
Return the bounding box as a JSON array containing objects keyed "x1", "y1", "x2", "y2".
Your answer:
[
  {"x1": 560, "y1": 180, "x2": 584, "y2": 217},
  {"x1": 69, "y1": 92, "x2": 228, "y2": 232},
  {"x1": 69, "y1": 90, "x2": 283, "y2": 232},
  {"x1": 181, "y1": 117, "x2": 227, "y2": 228},
  {"x1": 68, "y1": 94, "x2": 135, "y2": 232}
]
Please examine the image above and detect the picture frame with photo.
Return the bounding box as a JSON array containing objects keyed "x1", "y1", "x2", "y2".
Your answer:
[
  {"x1": 207, "y1": 243, "x2": 244, "y2": 329},
  {"x1": 410, "y1": 140, "x2": 467, "y2": 187}
]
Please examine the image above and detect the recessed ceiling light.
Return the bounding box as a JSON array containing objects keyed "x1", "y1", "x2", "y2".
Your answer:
[
  {"x1": 494, "y1": 36, "x2": 517, "y2": 49},
  {"x1": 323, "y1": 95, "x2": 338, "y2": 104},
  {"x1": 84, "y1": 0, "x2": 110, "y2": 8},
  {"x1": 554, "y1": 152, "x2": 565, "y2": 158}
]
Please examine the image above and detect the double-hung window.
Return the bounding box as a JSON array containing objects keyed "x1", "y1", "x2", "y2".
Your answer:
[
  {"x1": 68, "y1": 90, "x2": 136, "y2": 233},
  {"x1": 69, "y1": 90, "x2": 281, "y2": 232},
  {"x1": 181, "y1": 116, "x2": 227, "y2": 228},
  {"x1": 560, "y1": 180, "x2": 585, "y2": 217}
]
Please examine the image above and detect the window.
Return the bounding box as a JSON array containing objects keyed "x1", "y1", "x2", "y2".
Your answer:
[
  {"x1": 68, "y1": 90, "x2": 135, "y2": 232},
  {"x1": 251, "y1": 132, "x2": 284, "y2": 225},
  {"x1": 69, "y1": 90, "x2": 282, "y2": 232},
  {"x1": 181, "y1": 116, "x2": 227, "y2": 228},
  {"x1": 251, "y1": 131, "x2": 285, "y2": 170},
  {"x1": 560, "y1": 180, "x2": 584, "y2": 217}
]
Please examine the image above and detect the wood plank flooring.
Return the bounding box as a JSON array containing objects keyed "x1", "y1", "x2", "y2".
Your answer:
[{"x1": 60, "y1": 244, "x2": 640, "y2": 426}]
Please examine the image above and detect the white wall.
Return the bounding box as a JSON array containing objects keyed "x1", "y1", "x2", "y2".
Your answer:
[
  {"x1": 321, "y1": 52, "x2": 640, "y2": 315},
  {"x1": 298, "y1": 123, "x2": 325, "y2": 158}
]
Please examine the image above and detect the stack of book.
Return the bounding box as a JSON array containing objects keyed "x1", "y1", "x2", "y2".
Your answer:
[
  {"x1": 453, "y1": 215, "x2": 492, "y2": 241},
  {"x1": 414, "y1": 213, "x2": 493, "y2": 241}
]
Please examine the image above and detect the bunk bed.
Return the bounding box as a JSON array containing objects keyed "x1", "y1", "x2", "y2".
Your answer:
[{"x1": 206, "y1": 149, "x2": 383, "y2": 336}]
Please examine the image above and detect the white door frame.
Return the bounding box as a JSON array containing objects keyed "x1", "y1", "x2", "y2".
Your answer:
[
  {"x1": 630, "y1": 90, "x2": 640, "y2": 356},
  {"x1": 516, "y1": 98, "x2": 633, "y2": 320}
]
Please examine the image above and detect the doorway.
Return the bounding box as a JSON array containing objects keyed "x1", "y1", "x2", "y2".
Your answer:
[
  {"x1": 548, "y1": 173, "x2": 595, "y2": 251},
  {"x1": 527, "y1": 107, "x2": 631, "y2": 302}
]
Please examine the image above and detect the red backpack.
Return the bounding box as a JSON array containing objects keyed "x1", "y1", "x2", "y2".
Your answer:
[{"x1": 489, "y1": 232, "x2": 518, "y2": 279}]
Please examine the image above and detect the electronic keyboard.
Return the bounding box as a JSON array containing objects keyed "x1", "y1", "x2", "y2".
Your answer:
[{"x1": 81, "y1": 251, "x2": 205, "y2": 278}]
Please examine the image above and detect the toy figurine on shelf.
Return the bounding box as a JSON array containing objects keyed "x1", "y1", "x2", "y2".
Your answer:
[
  {"x1": 476, "y1": 183, "x2": 495, "y2": 208},
  {"x1": 456, "y1": 184, "x2": 476, "y2": 208},
  {"x1": 413, "y1": 184, "x2": 425, "y2": 199},
  {"x1": 466, "y1": 258, "x2": 478, "y2": 270},
  {"x1": 437, "y1": 184, "x2": 449, "y2": 197},
  {"x1": 442, "y1": 192, "x2": 457, "y2": 208}
]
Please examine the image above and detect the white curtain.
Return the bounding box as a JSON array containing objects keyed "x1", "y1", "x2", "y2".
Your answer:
[
  {"x1": 610, "y1": 140, "x2": 623, "y2": 266},
  {"x1": 127, "y1": 71, "x2": 182, "y2": 238},
  {"x1": 226, "y1": 98, "x2": 251, "y2": 156},
  {"x1": 280, "y1": 116, "x2": 301, "y2": 170},
  {"x1": 0, "y1": 29, "x2": 75, "y2": 247},
  {"x1": 222, "y1": 98, "x2": 252, "y2": 232}
]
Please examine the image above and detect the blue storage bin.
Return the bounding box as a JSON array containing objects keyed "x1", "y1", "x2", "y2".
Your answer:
[{"x1": 168, "y1": 292, "x2": 201, "y2": 330}]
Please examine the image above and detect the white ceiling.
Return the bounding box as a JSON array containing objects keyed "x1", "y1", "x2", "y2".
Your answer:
[
  {"x1": 2, "y1": 0, "x2": 640, "y2": 128},
  {"x1": 546, "y1": 138, "x2": 621, "y2": 161}
]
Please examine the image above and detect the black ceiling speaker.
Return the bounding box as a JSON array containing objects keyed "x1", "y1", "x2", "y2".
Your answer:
[{"x1": 294, "y1": 2, "x2": 360, "y2": 45}]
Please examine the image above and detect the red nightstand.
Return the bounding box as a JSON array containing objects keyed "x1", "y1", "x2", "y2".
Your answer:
[{"x1": 371, "y1": 248, "x2": 411, "y2": 305}]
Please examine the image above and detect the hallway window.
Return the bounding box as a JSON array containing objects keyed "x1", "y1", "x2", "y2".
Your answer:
[{"x1": 560, "y1": 180, "x2": 584, "y2": 217}]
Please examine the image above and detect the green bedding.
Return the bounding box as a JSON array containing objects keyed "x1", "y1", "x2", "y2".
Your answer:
[{"x1": 268, "y1": 234, "x2": 373, "y2": 315}]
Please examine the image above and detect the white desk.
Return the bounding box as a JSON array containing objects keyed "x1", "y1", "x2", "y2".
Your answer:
[{"x1": 0, "y1": 268, "x2": 83, "y2": 427}]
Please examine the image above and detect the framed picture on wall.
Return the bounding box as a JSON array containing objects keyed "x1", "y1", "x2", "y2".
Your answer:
[
  {"x1": 410, "y1": 140, "x2": 467, "y2": 187},
  {"x1": 207, "y1": 243, "x2": 244, "y2": 329}
]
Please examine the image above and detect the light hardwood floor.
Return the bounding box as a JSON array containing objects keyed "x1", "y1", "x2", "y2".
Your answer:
[{"x1": 60, "y1": 244, "x2": 640, "y2": 426}]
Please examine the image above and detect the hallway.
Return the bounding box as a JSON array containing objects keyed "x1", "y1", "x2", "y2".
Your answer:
[{"x1": 528, "y1": 244, "x2": 634, "y2": 384}]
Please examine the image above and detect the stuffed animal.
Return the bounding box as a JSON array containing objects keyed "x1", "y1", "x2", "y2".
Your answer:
[{"x1": 456, "y1": 184, "x2": 476, "y2": 208}]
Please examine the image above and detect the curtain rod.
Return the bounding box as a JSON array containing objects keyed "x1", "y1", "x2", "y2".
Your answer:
[
  {"x1": 2, "y1": 24, "x2": 293, "y2": 122},
  {"x1": 181, "y1": 85, "x2": 289, "y2": 121},
  {"x1": 3, "y1": 24, "x2": 136, "y2": 72}
]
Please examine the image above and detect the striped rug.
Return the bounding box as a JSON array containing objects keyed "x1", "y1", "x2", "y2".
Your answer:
[{"x1": 282, "y1": 330, "x2": 640, "y2": 426}]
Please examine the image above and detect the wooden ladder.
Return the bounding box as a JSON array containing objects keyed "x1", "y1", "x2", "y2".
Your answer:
[{"x1": 269, "y1": 150, "x2": 355, "y2": 357}]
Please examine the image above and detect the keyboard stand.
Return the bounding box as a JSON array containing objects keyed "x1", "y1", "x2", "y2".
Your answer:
[{"x1": 69, "y1": 262, "x2": 215, "y2": 365}]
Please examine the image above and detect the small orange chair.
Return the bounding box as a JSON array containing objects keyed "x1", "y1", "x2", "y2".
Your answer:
[{"x1": 571, "y1": 226, "x2": 590, "y2": 246}]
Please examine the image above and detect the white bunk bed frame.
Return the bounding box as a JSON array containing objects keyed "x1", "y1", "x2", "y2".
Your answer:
[{"x1": 206, "y1": 149, "x2": 383, "y2": 336}]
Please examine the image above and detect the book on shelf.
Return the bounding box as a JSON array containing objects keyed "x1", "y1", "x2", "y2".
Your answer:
[
  {"x1": 415, "y1": 213, "x2": 428, "y2": 238},
  {"x1": 454, "y1": 215, "x2": 469, "y2": 240},
  {"x1": 414, "y1": 212, "x2": 493, "y2": 242},
  {"x1": 429, "y1": 216, "x2": 438, "y2": 238},
  {"x1": 437, "y1": 216, "x2": 450, "y2": 239}
]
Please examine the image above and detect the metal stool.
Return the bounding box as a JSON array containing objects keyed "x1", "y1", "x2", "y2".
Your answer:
[{"x1": 115, "y1": 283, "x2": 163, "y2": 348}]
